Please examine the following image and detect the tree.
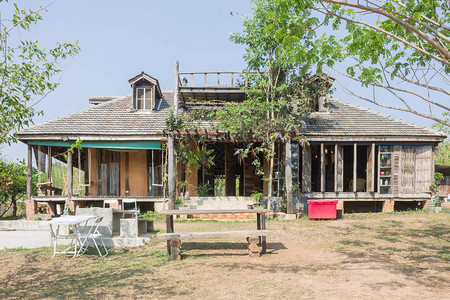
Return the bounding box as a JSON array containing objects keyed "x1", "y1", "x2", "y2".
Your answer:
[
  {"x1": 0, "y1": 1, "x2": 80, "y2": 145},
  {"x1": 237, "y1": 0, "x2": 448, "y2": 127},
  {"x1": 433, "y1": 112, "x2": 450, "y2": 165},
  {"x1": 0, "y1": 157, "x2": 36, "y2": 217},
  {"x1": 223, "y1": 1, "x2": 329, "y2": 208}
]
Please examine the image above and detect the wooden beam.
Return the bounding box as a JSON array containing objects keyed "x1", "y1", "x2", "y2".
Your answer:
[
  {"x1": 26, "y1": 145, "x2": 32, "y2": 200},
  {"x1": 67, "y1": 150, "x2": 73, "y2": 200},
  {"x1": 320, "y1": 143, "x2": 325, "y2": 192},
  {"x1": 174, "y1": 61, "x2": 179, "y2": 117},
  {"x1": 302, "y1": 145, "x2": 312, "y2": 193},
  {"x1": 285, "y1": 139, "x2": 294, "y2": 214},
  {"x1": 47, "y1": 146, "x2": 52, "y2": 183},
  {"x1": 125, "y1": 152, "x2": 130, "y2": 195},
  {"x1": 157, "y1": 230, "x2": 269, "y2": 240},
  {"x1": 335, "y1": 145, "x2": 344, "y2": 192},
  {"x1": 353, "y1": 143, "x2": 357, "y2": 192}
]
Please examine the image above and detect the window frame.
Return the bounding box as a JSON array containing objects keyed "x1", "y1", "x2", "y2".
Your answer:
[{"x1": 136, "y1": 87, "x2": 153, "y2": 110}]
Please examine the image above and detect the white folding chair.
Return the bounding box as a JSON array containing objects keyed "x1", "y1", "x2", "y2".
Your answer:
[
  {"x1": 78, "y1": 216, "x2": 108, "y2": 257},
  {"x1": 122, "y1": 198, "x2": 139, "y2": 219},
  {"x1": 103, "y1": 199, "x2": 119, "y2": 208}
]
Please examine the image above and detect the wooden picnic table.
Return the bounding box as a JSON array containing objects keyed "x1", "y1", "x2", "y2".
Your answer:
[{"x1": 158, "y1": 209, "x2": 271, "y2": 260}]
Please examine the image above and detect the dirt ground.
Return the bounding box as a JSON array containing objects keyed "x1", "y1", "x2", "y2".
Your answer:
[{"x1": 0, "y1": 211, "x2": 448, "y2": 299}]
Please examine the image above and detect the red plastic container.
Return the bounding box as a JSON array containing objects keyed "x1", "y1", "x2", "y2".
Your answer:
[{"x1": 307, "y1": 200, "x2": 338, "y2": 219}]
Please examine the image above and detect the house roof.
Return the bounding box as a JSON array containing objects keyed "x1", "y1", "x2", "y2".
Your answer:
[
  {"x1": 300, "y1": 98, "x2": 445, "y2": 140},
  {"x1": 18, "y1": 94, "x2": 445, "y2": 142},
  {"x1": 18, "y1": 92, "x2": 173, "y2": 140}
]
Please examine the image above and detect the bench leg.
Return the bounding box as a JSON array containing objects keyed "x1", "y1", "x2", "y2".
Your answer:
[
  {"x1": 247, "y1": 236, "x2": 261, "y2": 257},
  {"x1": 166, "y1": 216, "x2": 174, "y2": 256},
  {"x1": 169, "y1": 239, "x2": 181, "y2": 261},
  {"x1": 257, "y1": 213, "x2": 267, "y2": 254}
]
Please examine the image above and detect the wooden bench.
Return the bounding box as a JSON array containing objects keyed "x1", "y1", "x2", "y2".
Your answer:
[
  {"x1": 36, "y1": 182, "x2": 62, "y2": 196},
  {"x1": 157, "y1": 230, "x2": 269, "y2": 260}
]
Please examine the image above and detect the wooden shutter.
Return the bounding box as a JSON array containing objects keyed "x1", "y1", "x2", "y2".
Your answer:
[
  {"x1": 401, "y1": 146, "x2": 416, "y2": 193},
  {"x1": 334, "y1": 145, "x2": 344, "y2": 192},
  {"x1": 392, "y1": 145, "x2": 401, "y2": 195},
  {"x1": 415, "y1": 145, "x2": 433, "y2": 192}
]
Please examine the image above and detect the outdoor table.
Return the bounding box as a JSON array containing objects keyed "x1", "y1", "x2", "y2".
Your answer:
[
  {"x1": 158, "y1": 209, "x2": 271, "y2": 255},
  {"x1": 45, "y1": 215, "x2": 99, "y2": 258}
]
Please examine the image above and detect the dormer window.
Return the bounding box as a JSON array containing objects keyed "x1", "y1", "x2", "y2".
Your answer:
[
  {"x1": 128, "y1": 71, "x2": 163, "y2": 111},
  {"x1": 137, "y1": 87, "x2": 153, "y2": 110}
]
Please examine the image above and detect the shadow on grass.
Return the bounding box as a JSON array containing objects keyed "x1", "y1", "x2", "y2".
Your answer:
[
  {"x1": 179, "y1": 242, "x2": 287, "y2": 259},
  {"x1": 335, "y1": 221, "x2": 449, "y2": 287},
  {"x1": 0, "y1": 247, "x2": 187, "y2": 299}
]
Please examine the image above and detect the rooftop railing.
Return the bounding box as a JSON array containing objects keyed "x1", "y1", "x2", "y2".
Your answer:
[{"x1": 177, "y1": 71, "x2": 248, "y2": 88}]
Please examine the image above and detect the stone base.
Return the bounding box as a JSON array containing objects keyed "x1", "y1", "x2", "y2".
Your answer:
[{"x1": 284, "y1": 214, "x2": 297, "y2": 220}]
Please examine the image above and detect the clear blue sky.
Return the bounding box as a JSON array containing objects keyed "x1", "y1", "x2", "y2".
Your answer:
[{"x1": 1, "y1": 0, "x2": 441, "y2": 162}]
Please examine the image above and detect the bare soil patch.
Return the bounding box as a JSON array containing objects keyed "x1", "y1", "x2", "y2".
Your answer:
[{"x1": 0, "y1": 211, "x2": 448, "y2": 299}]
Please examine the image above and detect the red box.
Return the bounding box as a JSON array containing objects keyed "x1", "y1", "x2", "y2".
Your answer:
[{"x1": 307, "y1": 200, "x2": 338, "y2": 219}]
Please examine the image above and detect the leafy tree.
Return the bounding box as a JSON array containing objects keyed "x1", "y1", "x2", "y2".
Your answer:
[
  {"x1": 0, "y1": 157, "x2": 36, "y2": 217},
  {"x1": 433, "y1": 112, "x2": 450, "y2": 165},
  {"x1": 236, "y1": 0, "x2": 448, "y2": 127},
  {"x1": 224, "y1": 0, "x2": 329, "y2": 207},
  {"x1": 0, "y1": 1, "x2": 80, "y2": 145}
]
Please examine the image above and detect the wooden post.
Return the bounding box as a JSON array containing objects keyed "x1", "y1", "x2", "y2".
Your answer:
[
  {"x1": 302, "y1": 145, "x2": 312, "y2": 193},
  {"x1": 168, "y1": 134, "x2": 176, "y2": 210},
  {"x1": 26, "y1": 145, "x2": 33, "y2": 200},
  {"x1": 335, "y1": 145, "x2": 344, "y2": 192},
  {"x1": 285, "y1": 139, "x2": 294, "y2": 214},
  {"x1": 47, "y1": 146, "x2": 52, "y2": 183},
  {"x1": 367, "y1": 143, "x2": 375, "y2": 192},
  {"x1": 353, "y1": 143, "x2": 357, "y2": 192},
  {"x1": 320, "y1": 143, "x2": 325, "y2": 192},
  {"x1": 125, "y1": 152, "x2": 130, "y2": 195},
  {"x1": 67, "y1": 150, "x2": 73, "y2": 200},
  {"x1": 174, "y1": 60, "x2": 179, "y2": 117}
]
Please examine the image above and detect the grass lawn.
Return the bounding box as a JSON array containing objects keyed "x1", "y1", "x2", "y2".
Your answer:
[{"x1": 0, "y1": 211, "x2": 448, "y2": 299}]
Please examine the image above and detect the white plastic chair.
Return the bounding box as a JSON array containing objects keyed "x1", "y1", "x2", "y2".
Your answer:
[
  {"x1": 122, "y1": 198, "x2": 139, "y2": 219},
  {"x1": 77, "y1": 216, "x2": 108, "y2": 257},
  {"x1": 103, "y1": 199, "x2": 119, "y2": 209}
]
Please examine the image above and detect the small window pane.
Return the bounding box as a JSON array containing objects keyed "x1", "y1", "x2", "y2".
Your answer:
[
  {"x1": 145, "y1": 88, "x2": 152, "y2": 110},
  {"x1": 137, "y1": 88, "x2": 144, "y2": 109}
]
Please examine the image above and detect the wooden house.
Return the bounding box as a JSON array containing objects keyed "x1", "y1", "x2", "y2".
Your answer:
[{"x1": 18, "y1": 64, "x2": 446, "y2": 219}]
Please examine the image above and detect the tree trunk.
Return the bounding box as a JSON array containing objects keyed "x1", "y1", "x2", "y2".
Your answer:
[
  {"x1": 267, "y1": 142, "x2": 275, "y2": 210},
  {"x1": 12, "y1": 197, "x2": 17, "y2": 217}
]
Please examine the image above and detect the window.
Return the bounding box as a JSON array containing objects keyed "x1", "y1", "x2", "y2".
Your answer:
[{"x1": 136, "y1": 87, "x2": 153, "y2": 110}]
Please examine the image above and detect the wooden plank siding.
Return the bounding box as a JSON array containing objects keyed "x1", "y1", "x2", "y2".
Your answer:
[
  {"x1": 392, "y1": 145, "x2": 401, "y2": 195},
  {"x1": 401, "y1": 146, "x2": 416, "y2": 193},
  {"x1": 415, "y1": 145, "x2": 433, "y2": 193}
]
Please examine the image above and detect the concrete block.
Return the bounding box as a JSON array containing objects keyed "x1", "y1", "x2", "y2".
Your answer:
[{"x1": 284, "y1": 214, "x2": 297, "y2": 220}]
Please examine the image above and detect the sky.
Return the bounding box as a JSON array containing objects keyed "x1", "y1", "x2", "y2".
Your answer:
[{"x1": 1, "y1": 0, "x2": 445, "y2": 162}]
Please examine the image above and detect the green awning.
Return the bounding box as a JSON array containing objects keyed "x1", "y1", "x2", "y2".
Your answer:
[{"x1": 27, "y1": 140, "x2": 161, "y2": 150}]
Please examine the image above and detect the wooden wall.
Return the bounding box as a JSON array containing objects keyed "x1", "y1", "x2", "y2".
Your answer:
[{"x1": 128, "y1": 150, "x2": 148, "y2": 196}]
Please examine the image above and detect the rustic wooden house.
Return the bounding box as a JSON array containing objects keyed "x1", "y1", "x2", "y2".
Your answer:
[{"x1": 18, "y1": 64, "x2": 446, "y2": 219}]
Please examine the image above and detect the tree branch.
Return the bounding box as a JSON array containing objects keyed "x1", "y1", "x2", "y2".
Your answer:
[{"x1": 319, "y1": 0, "x2": 450, "y2": 62}]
